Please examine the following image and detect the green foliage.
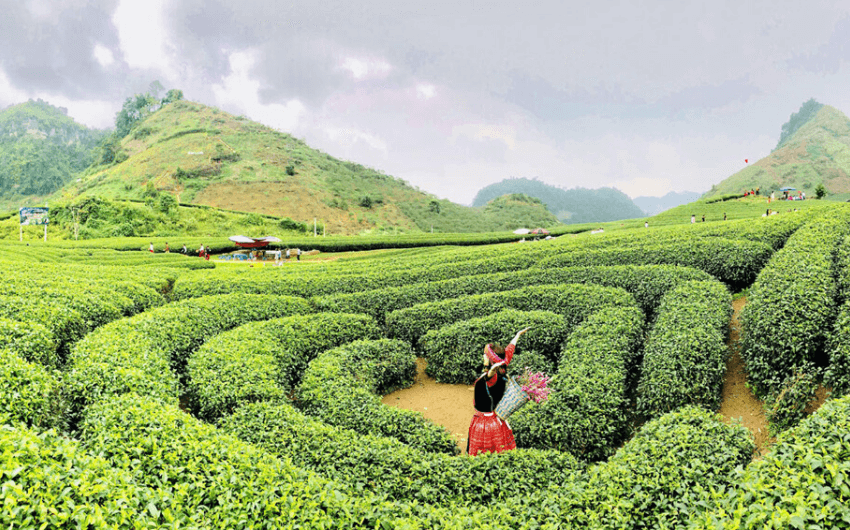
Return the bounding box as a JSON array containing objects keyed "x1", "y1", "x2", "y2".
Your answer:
[
  {"x1": 0, "y1": 423, "x2": 162, "y2": 528},
  {"x1": 221, "y1": 400, "x2": 583, "y2": 506},
  {"x1": 388, "y1": 283, "x2": 636, "y2": 348},
  {"x1": 826, "y1": 299, "x2": 850, "y2": 397},
  {"x1": 636, "y1": 281, "x2": 732, "y2": 419},
  {"x1": 188, "y1": 312, "x2": 380, "y2": 421},
  {"x1": 521, "y1": 407, "x2": 754, "y2": 529},
  {"x1": 816, "y1": 182, "x2": 827, "y2": 199},
  {"x1": 693, "y1": 394, "x2": 850, "y2": 529},
  {"x1": 421, "y1": 309, "x2": 575, "y2": 385},
  {"x1": 0, "y1": 318, "x2": 57, "y2": 367},
  {"x1": 0, "y1": 350, "x2": 61, "y2": 429},
  {"x1": 742, "y1": 217, "x2": 850, "y2": 397},
  {"x1": 297, "y1": 339, "x2": 459, "y2": 454},
  {"x1": 511, "y1": 306, "x2": 645, "y2": 460},
  {"x1": 763, "y1": 364, "x2": 820, "y2": 435},
  {"x1": 775, "y1": 98, "x2": 824, "y2": 150}
]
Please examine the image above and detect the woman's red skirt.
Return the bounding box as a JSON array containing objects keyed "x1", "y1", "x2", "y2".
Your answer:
[{"x1": 468, "y1": 411, "x2": 516, "y2": 456}]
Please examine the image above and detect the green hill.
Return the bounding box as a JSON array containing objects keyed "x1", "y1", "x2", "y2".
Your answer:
[
  {"x1": 480, "y1": 193, "x2": 560, "y2": 229},
  {"x1": 57, "y1": 99, "x2": 557, "y2": 235},
  {"x1": 472, "y1": 177, "x2": 646, "y2": 224},
  {"x1": 0, "y1": 100, "x2": 106, "y2": 208},
  {"x1": 704, "y1": 101, "x2": 850, "y2": 200}
]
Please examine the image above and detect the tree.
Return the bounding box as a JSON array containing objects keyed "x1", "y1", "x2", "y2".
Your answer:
[
  {"x1": 816, "y1": 183, "x2": 827, "y2": 199},
  {"x1": 775, "y1": 99, "x2": 823, "y2": 151},
  {"x1": 161, "y1": 89, "x2": 184, "y2": 105}
]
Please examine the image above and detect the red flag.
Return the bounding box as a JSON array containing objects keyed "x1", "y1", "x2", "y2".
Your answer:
[{"x1": 745, "y1": 159, "x2": 748, "y2": 163}]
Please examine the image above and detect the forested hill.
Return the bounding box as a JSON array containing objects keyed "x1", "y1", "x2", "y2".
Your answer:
[
  {"x1": 0, "y1": 100, "x2": 105, "y2": 208},
  {"x1": 472, "y1": 178, "x2": 646, "y2": 224},
  {"x1": 703, "y1": 100, "x2": 850, "y2": 200},
  {"x1": 633, "y1": 191, "x2": 703, "y2": 216}
]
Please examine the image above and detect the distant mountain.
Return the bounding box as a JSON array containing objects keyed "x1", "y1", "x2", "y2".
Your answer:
[
  {"x1": 704, "y1": 100, "x2": 850, "y2": 199},
  {"x1": 472, "y1": 178, "x2": 645, "y2": 224},
  {"x1": 480, "y1": 193, "x2": 560, "y2": 230},
  {"x1": 0, "y1": 100, "x2": 106, "y2": 208},
  {"x1": 53, "y1": 99, "x2": 552, "y2": 234},
  {"x1": 632, "y1": 191, "x2": 703, "y2": 216}
]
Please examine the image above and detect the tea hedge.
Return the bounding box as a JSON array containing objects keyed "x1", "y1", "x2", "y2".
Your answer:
[
  {"x1": 387, "y1": 283, "x2": 636, "y2": 347},
  {"x1": 692, "y1": 394, "x2": 850, "y2": 529},
  {"x1": 420, "y1": 309, "x2": 574, "y2": 384},
  {"x1": 0, "y1": 296, "x2": 86, "y2": 357},
  {"x1": 510, "y1": 306, "x2": 645, "y2": 460},
  {"x1": 742, "y1": 217, "x2": 850, "y2": 397},
  {"x1": 64, "y1": 294, "x2": 312, "y2": 429},
  {"x1": 297, "y1": 339, "x2": 459, "y2": 454},
  {"x1": 0, "y1": 350, "x2": 60, "y2": 429},
  {"x1": 505, "y1": 406, "x2": 755, "y2": 529},
  {"x1": 0, "y1": 423, "x2": 162, "y2": 528},
  {"x1": 314, "y1": 264, "x2": 712, "y2": 323},
  {"x1": 188, "y1": 312, "x2": 380, "y2": 421},
  {"x1": 220, "y1": 400, "x2": 583, "y2": 506},
  {"x1": 0, "y1": 318, "x2": 57, "y2": 367},
  {"x1": 825, "y1": 300, "x2": 850, "y2": 397},
  {"x1": 636, "y1": 280, "x2": 732, "y2": 419},
  {"x1": 537, "y1": 237, "x2": 773, "y2": 288}
]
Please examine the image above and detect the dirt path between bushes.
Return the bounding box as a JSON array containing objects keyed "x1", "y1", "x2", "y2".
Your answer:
[{"x1": 383, "y1": 296, "x2": 820, "y2": 457}]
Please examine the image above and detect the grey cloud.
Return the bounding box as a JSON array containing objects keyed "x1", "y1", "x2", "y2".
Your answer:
[{"x1": 786, "y1": 16, "x2": 850, "y2": 74}]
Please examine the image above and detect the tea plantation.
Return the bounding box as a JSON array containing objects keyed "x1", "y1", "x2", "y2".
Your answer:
[{"x1": 3, "y1": 205, "x2": 850, "y2": 528}]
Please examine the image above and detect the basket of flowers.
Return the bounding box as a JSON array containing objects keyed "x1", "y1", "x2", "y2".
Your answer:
[{"x1": 495, "y1": 368, "x2": 552, "y2": 421}]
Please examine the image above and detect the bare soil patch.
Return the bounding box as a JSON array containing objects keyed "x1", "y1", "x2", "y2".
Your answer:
[{"x1": 382, "y1": 358, "x2": 475, "y2": 454}]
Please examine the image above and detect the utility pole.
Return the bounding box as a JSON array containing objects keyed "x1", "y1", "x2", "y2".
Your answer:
[{"x1": 314, "y1": 218, "x2": 317, "y2": 237}]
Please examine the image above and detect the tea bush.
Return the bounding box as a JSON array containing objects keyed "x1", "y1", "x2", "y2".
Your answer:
[
  {"x1": 636, "y1": 280, "x2": 732, "y2": 418},
  {"x1": 387, "y1": 283, "x2": 635, "y2": 347},
  {"x1": 826, "y1": 300, "x2": 850, "y2": 397},
  {"x1": 0, "y1": 318, "x2": 57, "y2": 367},
  {"x1": 692, "y1": 394, "x2": 850, "y2": 529},
  {"x1": 188, "y1": 313, "x2": 381, "y2": 421},
  {"x1": 297, "y1": 339, "x2": 458, "y2": 454},
  {"x1": 0, "y1": 350, "x2": 61, "y2": 429},
  {"x1": 420, "y1": 309, "x2": 574, "y2": 384},
  {"x1": 510, "y1": 306, "x2": 645, "y2": 460},
  {"x1": 742, "y1": 217, "x2": 850, "y2": 397}
]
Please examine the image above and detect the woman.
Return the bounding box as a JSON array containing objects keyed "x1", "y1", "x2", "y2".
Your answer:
[{"x1": 467, "y1": 327, "x2": 529, "y2": 456}]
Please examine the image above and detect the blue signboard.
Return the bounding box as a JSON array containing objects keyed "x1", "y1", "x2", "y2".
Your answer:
[{"x1": 20, "y1": 207, "x2": 49, "y2": 226}]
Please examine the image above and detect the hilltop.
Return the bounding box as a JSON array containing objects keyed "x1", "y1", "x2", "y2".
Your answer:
[
  {"x1": 0, "y1": 100, "x2": 106, "y2": 209},
  {"x1": 705, "y1": 100, "x2": 850, "y2": 199},
  {"x1": 472, "y1": 177, "x2": 645, "y2": 224},
  {"x1": 55, "y1": 100, "x2": 558, "y2": 235}
]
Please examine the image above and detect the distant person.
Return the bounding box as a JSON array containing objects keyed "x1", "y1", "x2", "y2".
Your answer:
[
  {"x1": 691, "y1": 215, "x2": 695, "y2": 224},
  {"x1": 723, "y1": 212, "x2": 727, "y2": 221},
  {"x1": 165, "y1": 242, "x2": 170, "y2": 253},
  {"x1": 204, "y1": 246, "x2": 210, "y2": 261},
  {"x1": 285, "y1": 248, "x2": 291, "y2": 261},
  {"x1": 149, "y1": 242, "x2": 154, "y2": 253},
  {"x1": 645, "y1": 221, "x2": 649, "y2": 228},
  {"x1": 198, "y1": 244, "x2": 204, "y2": 257},
  {"x1": 297, "y1": 248, "x2": 302, "y2": 261},
  {"x1": 182, "y1": 244, "x2": 187, "y2": 255},
  {"x1": 702, "y1": 214, "x2": 705, "y2": 222}
]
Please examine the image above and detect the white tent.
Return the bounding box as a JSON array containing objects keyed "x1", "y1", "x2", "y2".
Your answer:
[{"x1": 513, "y1": 228, "x2": 531, "y2": 235}]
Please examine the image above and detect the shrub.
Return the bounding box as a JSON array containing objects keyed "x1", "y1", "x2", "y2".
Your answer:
[
  {"x1": 693, "y1": 394, "x2": 850, "y2": 529},
  {"x1": 636, "y1": 280, "x2": 732, "y2": 419},
  {"x1": 297, "y1": 339, "x2": 458, "y2": 454},
  {"x1": 188, "y1": 312, "x2": 381, "y2": 421},
  {"x1": 0, "y1": 318, "x2": 57, "y2": 368},
  {"x1": 0, "y1": 350, "x2": 61, "y2": 429},
  {"x1": 221, "y1": 400, "x2": 583, "y2": 506},
  {"x1": 763, "y1": 363, "x2": 820, "y2": 435},
  {"x1": 825, "y1": 299, "x2": 850, "y2": 397},
  {"x1": 507, "y1": 406, "x2": 755, "y2": 529},
  {"x1": 421, "y1": 309, "x2": 574, "y2": 385},
  {"x1": 741, "y1": 218, "x2": 849, "y2": 397},
  {"x1": 510, "y1": 306, "x2": 645, "y2": 460},
  {"x1": 387, "y1": 283, "x2": 635, "y2": 347}
]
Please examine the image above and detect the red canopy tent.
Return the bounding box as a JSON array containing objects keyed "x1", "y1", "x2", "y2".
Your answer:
[{"x1": 228, "y1": 235, "x2": 282, "y2": 249}]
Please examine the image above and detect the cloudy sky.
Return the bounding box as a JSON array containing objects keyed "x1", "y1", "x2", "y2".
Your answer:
[{"x1": 2, "y1": 0, "x2": 850, "y2": 204}]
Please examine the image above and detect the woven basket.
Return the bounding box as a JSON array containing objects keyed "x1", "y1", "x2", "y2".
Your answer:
[{"x1": 495, "y1": 376, "x2": 530, "y2": 420}]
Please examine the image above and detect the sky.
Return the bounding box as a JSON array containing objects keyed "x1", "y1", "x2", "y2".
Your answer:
[{"x1": 2, "y1": 0, "x2": 850, "y2": 204}]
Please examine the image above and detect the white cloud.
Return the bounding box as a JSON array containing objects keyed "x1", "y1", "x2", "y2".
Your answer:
[
  {"x1": 93, "y1": 44, "x2": 115, "y2": 67},
  {"x1": 611, "y1": 177, "x2": 675, "y2": 198},
  {"x1": 212, "y1": 50, "x2": 305, "y2": 133},
  {"x1": 113, "y1": 0, "x2": 174, "y2": 78},
  {"x1": 451, "y1": 123, "x2": 517, "y2": 150},
  {"x1": 0, "y1": 68, "x2": 28, "y2": 109},
  {"x1": 341, "y1": 56, "x2": 391, "y2": 80},
  {"x1": 323, "y1": 126, "x2": 388, "y2": 157},
  {"x1": 416, "y1": 84, "x2": 436, "y2": 100}
]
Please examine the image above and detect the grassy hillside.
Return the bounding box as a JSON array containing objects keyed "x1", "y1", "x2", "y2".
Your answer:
[
  {"x1": 705, "y1": 103, "x2": 850, "y2": 200},
  {"x1": 60, "y1": 100, "x2": 558, "y2": 235},
  {"x1": 0, "y1": 100, "x2": 105, "y2": 209},
  {"x1": 472, "y1": 177, "x2": 646, "y2": 224}
]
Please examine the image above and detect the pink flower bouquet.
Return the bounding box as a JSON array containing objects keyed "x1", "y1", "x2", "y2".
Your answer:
[{"x1": 517, "y1": 368, "x2": 552, "y2": 403}]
